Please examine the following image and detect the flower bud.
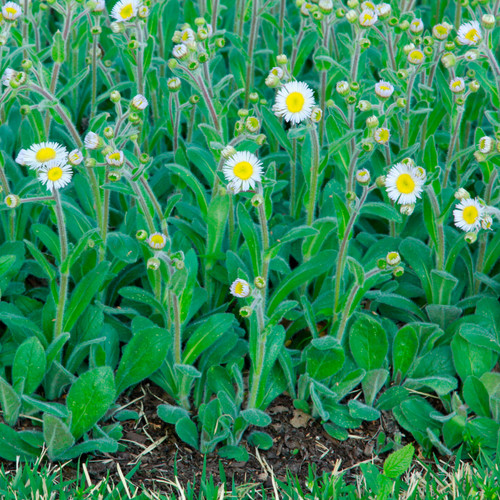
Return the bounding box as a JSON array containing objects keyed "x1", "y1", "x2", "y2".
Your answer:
[
  {"x1": 444, "y1": 41, "x2": 455, "y2": 51},
  {"x1": 358, "y1": 100, "x2": 372, "y2": 111},
  {"x1": 249, "y1": 92, "x2": 259, "y2": 103},
  {"x1": 85, "y1": 158, "x2": 97, "y2": 167},
  {"x1": 20, "y1": 104, "x2": 31, "y2": 115},
  {"x1": 276, "y1": 54, "x2": 288, "y2": 65},
  {"x1": 167, "y1": 77, "x2": 181, "y2": 92},
  {"x1": 400, "y1": 204, "x2": 415, "y2": 216},
  {"x1": 356, "y1": 168, "x2": 371, "y2": 185},
  {"x1": 396, "y1": 97, "x2": 406, "y2": 108},
  {"x1": 91, "y1": 26, "x2": 102, "y2": 35},
  {"x1": 254, "y1": 276, "x2": 266, "y2": 289},
  {"x1": 147, "y1": 257, "x2": 161, "y2": 270},
  {"x1": 110, "y1": 90, "x2": 121, "y2": 103},
  {"x1": 482, "y1": 14, "x2": 495, "y2": 29},
  {"x1": 347, "y1": 0, "x2": 358, "y2": 7},
  {"x1": 239, "y1": 306, "x2": 252, "y2": 317},
  {"x1": 136, "y1": 229, "x2": 148, "y2": 241},
  {"x1": 396, "y1": 69, "x2": 408, "y2": 80},
  {"x1": 189, "y1": 95, "x2": 200, "y2": 105},
  {"x1": 366, "y1": 115, "x2": 379, "y2": 128},
  {"x1": 222, "y1": 145, "x2": 237, "y2": 159},
  {"x1": 454, "y1": 188, "x2": 470, "y2": 200},
  {"x1": 465, "y1": 231, "x2": 477, "y2": 244},
  {"x1": 392, "y1": 266, "x2": 404, "y2": 277},
  {"x1": 104, "y1": 126, "x2": 114, "y2": 139},
  {"x1": 469, "y1": 80, "x2": 480, "y2": 92},
  {"x1": 377, "y1": 258, "x2": 387, "y2": 269},
  {"x1": 108, "y1": 171, "x2": 121, "y2": 182},
  {"x1": 346, "y1": 95, "x2": 357, "y2": 105},
  {"x1": 255, "y1": 134, "x2": 267, "y2": 146},
  {"x1": 345, "y1": 9, "x2": 358, "y2": 23},
  {"x1": 336, "y1": 80, "x2": 350, "y2": 96},
  {"x1": 215, "y1": 37, "x2": 225, "y2": 48},
  {"x1": 375, "y1": 175, "x2": 386, "y2": 188},
  {"x1": 399, "y1": 20, "x2": 410, "y2": 31},
  {"x1": 386, "y1": 251, "x2": 401, "y2": 266},
  {"x1": 346, "y1": 191, "x2": 356, "y2": 201},
  {"x1": 21, "y1": 59, "x2": 32, "y2": 70},
  {"x1": 361, "y1": 139, "x2": 374, "y2": 152},
  {"x1": 441, "y1": 53, "x2": 456, "y2": 69},
  {"x1": 310, "y1": 107, "x2": 322, "y2": 123},
  {"x1": 4, "y1": 194, "x2": 19, "y2": 208},
  {"x1": 168, "y1": 58, "x2": 178, "y2": 70},
  {"x1": 350, "y1": 81, "x2": 360, "y2": 92},
  {"x1": 336, "y1": 7, "x2": 345, "y2": 17},
  {"x1": 265, "y1": 73, "x2": 280, "y2": 88},
  {"x1": 474, "y1": 151, "x2": 486, "y2": 162},
  {"x1": 110, "y1": 21, "x2": 124, "y2": 33},
  {"x1": 251, "y1": 194, "x2": 264, "y2": 207},
  {"x1": 360, "y1": 37, "x2": 371, "y2": 50}
]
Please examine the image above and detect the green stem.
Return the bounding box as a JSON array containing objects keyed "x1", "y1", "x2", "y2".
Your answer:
[
  {"x1": 403, "y1": 71, "x2": 417, "y2": 149},
  {"x1": 332, "y1": 187, "x2": 371, "y2": 324},
  {"x1": 290, "y1": 138, "x2": 297, "y2": 217},
  {"x1": 336, "y1": 268, "x2": 382, "y2": 342},
  {"x1": 135, "y1": 20, "x2": 145, "y2": 95},
  {"x1": 443, "y1": 107, "x2": 464, "y2": 188},
  {"x1": 244, "y1": 0, "x2": 260, "y2": 107},
  {"x1": 427, "y1": 186, "x2": 445, "y2": 270},
  {"x1": 306, "y1": 125, "x2": 320, "y2": 226},
  {"x1": 247, "y1": 302, "x2": 266, "y2": 409},
  {"x1": 172, "y1": 290, "x2": 182, "y2": 365},
  {"x1": 53, "y1": 190, "x2": 69, "y2": 338}
]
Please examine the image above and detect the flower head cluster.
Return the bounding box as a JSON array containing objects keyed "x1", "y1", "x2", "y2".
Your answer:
[
  {"x1": 453, "y1": 197, "x2": 494, "y2": 233},
  {"x1": 111, "y1": 0, "x2": 143, "y2": 22},
  {"x1": 16, "y1": 142, "x2": 74, "y2": 192}
]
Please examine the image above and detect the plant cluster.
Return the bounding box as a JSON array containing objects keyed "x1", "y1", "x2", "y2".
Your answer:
[{"x1": 0, "y1": 0, "x2": 498, "y2": 469}]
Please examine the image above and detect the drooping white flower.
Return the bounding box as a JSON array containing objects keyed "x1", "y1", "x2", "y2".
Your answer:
[
  {"x1": 359, "y1": 9, "x2": 377, "y2": 27},
  {"x1": 273, "y1": 81, "x2": 315, "y2": 124},
  {"x1": 15, "y1": 148, "x2": 27, "y2": 165},
  {"x1": 230, "y1": 279, "x2": 251, "y2": 298},
  {"x1": 68, "y1": 149, "x2": 83, "y2": 165},
  {"x1": 131, "y1": 94, "x2": 148, "y2": 110},
  {"x1": 449, "y1": 77, "x2": 465, "y2": 93},
  {"x1": 105, "y1": 150, "x2": 124, "y2": 166},
  {"x1": 2, "y1": 2, "x2": 22, "y2": 20},
  {"x1": 84, "y1": 132, "x2": 100, "y2": 150},
  {"x1": 172, "y1": 44, "x2": 188, "y2": 59},
  {"x1": 385, "y1": 162, "x2": 424, "y2": 205},
  {"x1": 479, "y1": 136, "x2": 493, "y2": 154},
  {"x1": 374, "y1": 80, "x2": 394, "y2": 98},
  {"x1": 222, "y1": 151, "x2": 263, "y2": 194},
  {"x1": 1, "y1": 68, "x2": 16, "y2": 87},
  {"x1": 409, "y1": 18, "x2": 424, "y2": 34}
]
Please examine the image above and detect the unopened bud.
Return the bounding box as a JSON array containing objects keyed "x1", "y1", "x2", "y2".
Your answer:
[
  {"x1": 108, "y1": 171, "x2": 121, "y2": 182},
  {"x1": 392, "y1": 265, "x2": 404, "y2": 277},
  {"x1": 254, "y1": 276, "x2": 266, "y2": 289},
  {"x1": 239, "y1": 306, "x2": 252, "y2": 317},
  {"x1": 400, "y1": 204, "x2": 415, "y2": 216},
  {"x1": 366, "y1": 115, "x2": 379, "y2": 128},
  {"x1": 136, "y1": 229, "x2": 148, "y2": 241},
  {"x1": 386, "y1": 251, "x2": 401, "y2": 266},
  {"x1": 251, "y1": 194, "x2": 264, "y2": 207},
  {"x1": 147, "y1": 257, "x2": 161, "y2": 270},
  {"x1": 110, "y1": 90, "x2": 121, "y2": 102},
  {"x1": 455, "y1": 188, "x2": 470, "y2": 200},
  {"x1": 465, "y1": 231, "x2": 477, "y2": 244},
  {"x1": 4, "y1": 194, "x2": 20, "y2": 208}
]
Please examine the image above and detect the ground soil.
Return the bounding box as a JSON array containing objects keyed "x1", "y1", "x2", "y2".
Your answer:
[
  {"x1": 72, "y1": 383, "x2": 406, "y2": 495},
  {"x1": 0, "y1": 382, "x2": 413, "y2": 496}
]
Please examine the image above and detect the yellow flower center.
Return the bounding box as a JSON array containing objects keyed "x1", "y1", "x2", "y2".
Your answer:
[
  {"x1": 120, "y1": 3, "x2": 133, "y2": 18},
  {"x1": 436, "y1": 25, "x2": 447, "y2": 35},
  {"x1": 465, "y1": 28, "x2": 480, "y2": 43},
  {"x1": 452, "y1": 81, "x2": 462, "y2": 89},
  {"x1": 47, "y1": 167, "x2": 63, "y2": 181},
  {"x1": 151, "y1": 234, "x2": 164, "y2": 245},
  {"x1": 5, "y1": 6, "x2": 17, "y2": 15},
  {"x1": 379, "y1": 85, "x2": 390, "y2": 91},
  {"x1": 234, "y1": 282, "x2": 245, "y2": 295},
  {"x1": 109, "y1": 152, "x2": 121, "y2": 161},
  {"x1": 409, "y1": 50, "x2": 423, "y2": 61},
  {"x1": 286, "y1": 91, "x2": 305, "y2": 113},
  {"x1": 362, "y1": 13, "x2": 373, "y2": 23},
  {"x1": 376, "y1": 129, "x2": 390, "y2": 143},
  {"x1": 463, "y1": 206, "x2": 479, "y2": 224},
  {"x1": 396, "y1": 173, "x2": 415, "y2": 194},
  {"x1": 233, "y1": 161, "x2": 253, "y2": 180},
  {"x1": 35, "y1": 147, "x2": 56, "y2": 162},
  {"x1": 182, "y1": 32, "x2": 189, "y2": 41},
  {"x1": 364, "y1": 1, "x2": 375, "y2": 8},
  {"x1": 387, "y1": 252, "x2": 398, "y2": 260}
]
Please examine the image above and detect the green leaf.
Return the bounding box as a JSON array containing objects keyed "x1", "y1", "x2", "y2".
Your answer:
[
  {"x1": 63, "y1": 261, "x2": 110, "y2": 332},
  {"x1": 392, "y1": 325, "x2": 419, "y2": 381},
  {"x1": 305, "y1": 338, "x2": 345, "y2": 380},
  {"x1": 205, "y1": 194, "x2": 229, "y2": 264},
  {"x1": 107, "y1": 232, "x2": 139, "y2": 263},
  {"x1": 237, "y1": 203, "x2": 261, "y2": 276},
  {"x1": 383, "y1": 444, "x2": 415, "y2": 479},
  {"x1": 0, "y1": 424, "x2": 39, "y2": 461},
  {"x1": 175, "y1": 417, "x2": 199, "y2": 449},
  {"x1": 67, "y1": 367, "x2": 116, "y2": 440},
  {"x1": 24, "y1": 241, "x2": 56, "y2": 281},
  {"x1": 463, "y1": 376, "x2": 490, "y2": 417},
  {"x1": 267, "y1": 250, "x2": 335, "y2": 315},
  {"x1": 360, "y1": 202, "x2": 403, "y2": 223},
  {"x1": 431, "y1": 270, "x2": 458, "y2": 305},
  {"x1": 400, "y1": 238, "x2": 433, "y2": 301},
  {"x1": 240, "y1": 409, "x2": 272, "y2": 427},
  {"x1": 452, "y1": 334, "x2": 496, "y2": 381},
  {"x1": 0, "y1": 377, "x2": 21, "y2": 426},
  {"x1": 118, "y1": 286, "x2": 165, "y2": 315},
  {"x1": 167, "y1": 163, "x2": 208, "y2": 219},
  {"x1": 362, "y1": 369, "x2": 389, "y2": 406},
  {"x1": 292, "y1": 29, "x2": 318, "y2": 76},
  {"x1": 404, "y1": 376, "x2": 457, "y2": 396},
  {"x1": 31, "y1": 223, "x2": 61, "y2": 262},
  {"x1": 348, "y1": 400, "x2": 381, "y2": 421},
  {"x1": 157, "y1": 404, "x2": 190, "y2": 425},
  {"x1": 115, "y1": 326, "x2": 170, "y2": 395},
  {"x1": 349, "y1": 314, "x2": 388, "y2": 370},
  {"x1": 247, "y1": 431, "x2": 274, "y2": 450},
  {"x1": 218, "y1": 445, "x2": 249, "y2": 461},
  {"x1": 183, "y1": 313, "x2": 234, "y2": 364},
  {"x1": 262, "y1": 107, "x2": 292, "y2": 153},
  {"x1": 43, "y1": 414, "x2": 75, "y2": 460},
  {"x1": 346, "y1": 257, "x2": 365, "y2": 287},
  {"x1": 12, "y1": 337, "x2": 46, "y2": 395}
]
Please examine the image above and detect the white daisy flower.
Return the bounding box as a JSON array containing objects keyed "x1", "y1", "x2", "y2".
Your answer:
[
  {"x1": 68, "y1": 149, "x2": 83, "y2": 165},
  {"x1": 374, "y1": 127, "x2": 390, "y2": 144},
  {"x1": 2, "y1": 68, "x2": 16, "y2": 87},
  {"x1": 273, "y1": 81, "x2": 315, "y2": 124},
  {"x1": 15, "y1": 148, "x2": 27, "y2": 165},
  {"x1": 270, "y1": 66, "x2": 284, "y2": 79},
  {"x1": 173, "y1": 44, "x2": 188, "y2": 59},
  {"x1": 138, "y1": 5, "x2": 148, "y2": 18},
  {"x1": 449, "y1": 77, "x2": 465, "y2": 93},
  {"x1": 457, "y1": 21, "x2": 482, "y2": 46},
  {"x1": 222, "y1": 151, "x2": 263, "y2": 194},
  {"x1": 336, "y1": 80, "x2": 350, "y2": 96},
  {"x1": 230, "y1": 279, "x2": 251, "y2": 298},
  {"x1": 93, "y1": 0, "x2": 105, "y2": 12},
  {"x1": 110, "y1": 0, "x2": 139, "y2": 22},
  {"x1": 147, "y1": 232, "x2": 167, "y2": 250},
  {"x1": 105, "y1": 150, "x2": 124, "y2": 166},
  {"x1": 361, "y1": 1, "x2": 376, "y2": 9},
  {"x1": 356, "y1": 169, "x2": 371, "y2": 185},
  {"x1": 432, "y1": 23, "x2": 450, "y2": 40},
  {"x1": 374, "y1": 80, "x2": 394, "y2": 98},
  {"x1": 180, "y1": 28, "x2": 195, "y2": 44},
  {"x1": 410, "y1": 18, "x2": 424, "y2": 34},
  {"x1": 385, "y1": 162, "x2": 424, "y2": 205},
  {"x1": 38, "y1": 161, "x2": 73, "y2": 191},
  {"x1": 131, "y1": 94, "x2": 148, "y2": 110},
  {"x1": 359, "y1": 9, "x2": 377, "y2": 27},
  {"x1": 84, "y1": 132, "x2": 100, "y2": 150},
  {"x1": 407, "y1": 49, "x2": 425, "y2": 64},
  {"x1": 453, "y1": 198, "x2": 483, "y2": 232},
  {"x1": 23, "y1": 142, "x2": 68, "y2": 170},
  {"x1": 479, "y1": 136, "x2": 493, "y2": 154},
  {"x1": 2, "y1": 2, "x2": 22, "y2": 20}
]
